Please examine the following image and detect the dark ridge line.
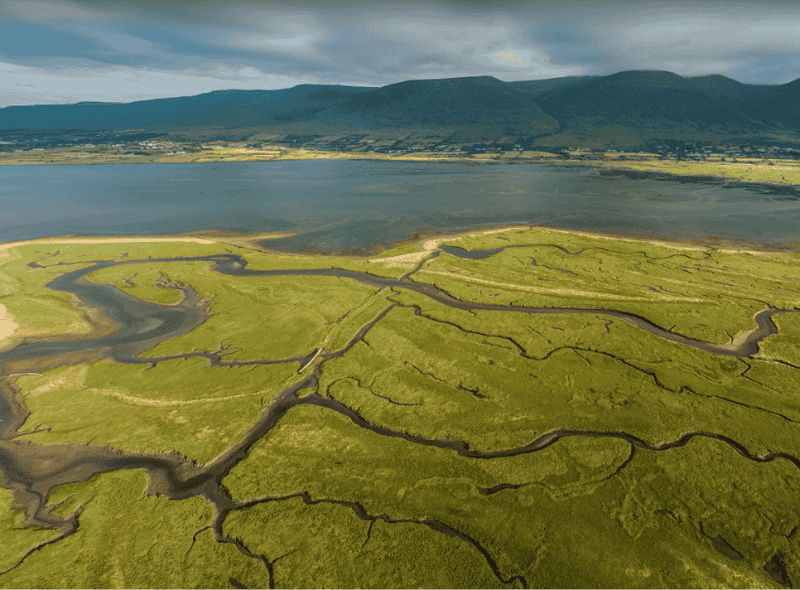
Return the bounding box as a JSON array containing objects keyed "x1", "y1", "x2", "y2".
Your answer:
[
  {"x1": 10, "y1": 423, "x2": 51, "y2": 440},
  {"x1": 752, "y1": 356, "x2": 800, "y2": 372},
  {"x1": 639, "y1": 251, "x2": 712, "y2": 262},
  {"x1": 325, "y1": 375, "x2": 420, "y2": 407},
  {"x1": 602, "y1": 444, "x2": 636, "y2": 481},
  {"x1": 440, "y1": 242, "x2": 609, "y2": 257},
  {"x1": 404, "y1": 361, "x2": 487, "y2": 400},
  {"x1": 128, "y1": 348, "x2": 311, "y2": 369},
  {"x1": 406, "y1": 362, "x2": 448, "y2": 384},
  {"x1": 0, "y1": 488, "x2": 89, "y2": 576},
  {"x1": 298, "y1": 393, "x2": 800, "y2": 471},
  {"x1": 654, "y1": 508, "x2": 682, "y2": 523},
  {"x1": 369, "y1": 390, "x2": 421, "y2": 406},
  {"x1": 477, "y1": 482, "x2": 529, "y2": 496},
  {"x1": 185, "y1": 525, "x2": 212, "y2": 561},
  {"x1": 210, "y1": 506, "x2": 277, "y2": 589},
  {"x1": 361, "y1": 519, "x2": 375, "y2": 548},
  {"x1": 457, "y1": 382, "x2": 487, "y2": 399},
  {"x1": 394, "y1": 302, "x2": 799, "y2": 424},
  {"x1": 232, "y1": 490, "x2": 528, "y2": 589},
  {"x1": 0, "y1": 519, "x2": 77, "y2": 576}
]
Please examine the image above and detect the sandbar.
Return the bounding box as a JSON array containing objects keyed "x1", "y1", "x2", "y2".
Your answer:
[
  {"x1": 0, "y1": 304, "x2": 17, "y2": 348},
  {"x1": 0, "y1": 236, "x2": 217, "y2": 252}
]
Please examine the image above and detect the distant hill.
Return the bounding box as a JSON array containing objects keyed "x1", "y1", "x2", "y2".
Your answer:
[
  {"x1": 1, "y1": 70, "x2": 799, "y2": 148},
  {"x1": 0, "y1": 85, "x2": 376, "y2": 132},
  {"x1": 508, "y1": 76, "x2": 599, "y2": 97},
  {"x1": 533, "y1": 70, "x2": 777, "y2": 146},
  {"x1": 310, "y1": 75, "x2": 559, "y2": 135}
]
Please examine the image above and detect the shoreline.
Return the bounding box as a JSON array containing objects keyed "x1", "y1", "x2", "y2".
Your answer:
[
  {"x1": 0, "y1": 221, "x2": 795, "y2": 351},
  {"x1": 2, "y1": 149, "x2": 798, "y2": 188},
  {"x1": 1, "y1": 222, "x2": 797, "y2": 262},
  {"x1": 594, "y1": 165, "x2": 800, "y2": 196}
]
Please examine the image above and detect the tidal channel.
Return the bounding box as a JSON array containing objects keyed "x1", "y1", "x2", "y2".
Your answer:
[{"x1": 1, "y1": 248, "x2": 798, "y2": 587}]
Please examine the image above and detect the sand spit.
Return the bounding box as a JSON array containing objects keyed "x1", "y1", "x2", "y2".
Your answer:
[
  {"x1": 0, "y1": 236, "x2": 217, "y2": 253},
  {"x1": 0, "y1": 304, "x2": 17, "y2": 348},
  {"x1": 369, "y1": 226, "x2": 532, "y2": 269}
]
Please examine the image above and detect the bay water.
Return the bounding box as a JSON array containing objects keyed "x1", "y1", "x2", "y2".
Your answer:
[{"x1": 2, "y1": 159, "x2": 798, "y2": 252}]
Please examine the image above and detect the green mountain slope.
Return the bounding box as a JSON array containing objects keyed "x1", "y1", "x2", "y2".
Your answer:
[
  {"x1": 534, "y1": 70, "x2": 775, "y2": 143},
  {"x1": 310, "y1": 75, "x2": 560, "y2": 134},
  {"x1": 1, "y1": 70, "x2": 799, "y2": 147}
]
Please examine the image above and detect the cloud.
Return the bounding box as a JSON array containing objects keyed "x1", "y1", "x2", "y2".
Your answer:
[
  {"x1": 3, "y1": 1, "x2": 106, "y2": 21},
  {"x1": 582, "y1": 7, "x2": 800, "y2": 78},
  {"x1": 0, "y1": 61, "x2": 335, "y2": 107},
  {"x1": 91, "y1": 30, "x2": 155, "y2": 54},
  {"x1": 2, "y1": 0, "x2": 800, "y2": 105}
]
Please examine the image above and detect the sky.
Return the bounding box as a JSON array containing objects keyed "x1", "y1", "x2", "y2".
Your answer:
[{"x1": 1, "y1": 0, "x2": 799, "y2": 107}]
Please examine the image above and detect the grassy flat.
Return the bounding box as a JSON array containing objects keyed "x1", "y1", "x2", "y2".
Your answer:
[
  {"x1": 13, "y1": 360, "x2": 290, "y2": 463},
  {"x1": 0, "y1": 470, "x2": 272, "y2": 589},
  {"x1": 594, "y1": 157, "x2": 800, "y2": 186},
  {"x1": 2, "y1": 226, "x2": 800, "y2": 588},
  {"x1": 223, "y1": 403, "x2": 797, "y2": 588},
  {"x1": 318, "y1": 288, "x2": 800, "y2": 458},
  {"x1": 415, "y1": 229, "x2": 800, "y2": 344},
  {"x1": 0, "y1": 146, "x2": 486, "y2": 167}
]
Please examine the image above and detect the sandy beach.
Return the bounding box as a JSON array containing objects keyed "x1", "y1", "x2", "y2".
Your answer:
[
  {"x1": 0, "y1": 236, "x2": 217, "y2": 253},
  {"x1": 0, "y1": 303, "x2": 17, "y2": 346}
]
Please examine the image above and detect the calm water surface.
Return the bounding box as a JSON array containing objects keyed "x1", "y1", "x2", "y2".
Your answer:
[{"x1": 2, "y1": 160, "x2": 798, "y2": 252}]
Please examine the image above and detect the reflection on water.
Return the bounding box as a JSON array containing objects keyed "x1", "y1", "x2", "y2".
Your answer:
[{"x1": 1, "y1": 160, "x2": 799, "y2": 253}]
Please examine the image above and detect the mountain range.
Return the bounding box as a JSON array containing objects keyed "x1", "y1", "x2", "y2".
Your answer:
[{"x1": 2, "y1": 70, "x2": 799, "y2": 148}]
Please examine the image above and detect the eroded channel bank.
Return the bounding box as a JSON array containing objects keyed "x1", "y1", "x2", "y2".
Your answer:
[{"x1": 1, "y1": 248, "x2": 799, "y2": 586}]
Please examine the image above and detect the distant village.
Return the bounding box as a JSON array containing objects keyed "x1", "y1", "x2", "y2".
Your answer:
[{"x1": 2, "y1": 128, "x2": 800, "y2": 161}]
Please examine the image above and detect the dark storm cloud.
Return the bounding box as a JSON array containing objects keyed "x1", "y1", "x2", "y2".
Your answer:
[{"x1": 1, "y1": 0, "x2": 798, "y2": 106}]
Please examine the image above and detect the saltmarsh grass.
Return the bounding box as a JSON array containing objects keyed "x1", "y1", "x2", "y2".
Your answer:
[{"x1": 3, "y1": 226, "x2": 800, "y2": 588}]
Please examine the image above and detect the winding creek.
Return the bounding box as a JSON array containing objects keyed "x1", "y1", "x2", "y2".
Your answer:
[{"x1": 1, "y1": 247, "x2": 799, "y2": 587}]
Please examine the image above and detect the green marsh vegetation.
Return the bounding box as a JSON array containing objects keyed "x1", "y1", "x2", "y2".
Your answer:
[
  {"x1": 2, "y1": 227, "x2": 800, "y2": 588},
  {"x1": 1, "y1": 470, "x2": 272, "y2": 588},
  {"x1": 594, "y1": 156, "x2": 800, "y2": 187},
  {"x1": 417, "y1": 229, "x2": 800, "y2": 344},
  {"x1": 13, "y1": 360, "x2": 295, "y2": 462}
]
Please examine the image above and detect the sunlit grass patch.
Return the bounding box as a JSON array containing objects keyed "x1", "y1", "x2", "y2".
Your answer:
[
  {"x1": 223, "y1": 401, "x2": 799, "y2": 588},
  {"x1": 1, "y1": 470, "x2": 271, "y2": 589},
  {"x1": 315, "y1": 296, "x2": 800, "y2": 457},
  {"x1": 91, "y1": 260, "x2": 380, "y2": 360},
  {"x1": 14, "y1": 361, "x2": 288, "y2": 462},
  {"x1": 412, "y1": 229, "x2": 800, "y2": 344},
  {"x1": 0, "y1": 486, "x2": 60, "y2": 574},
  {"x1": 224, "y1": 496, "x2": 500, "y2": 589}
]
